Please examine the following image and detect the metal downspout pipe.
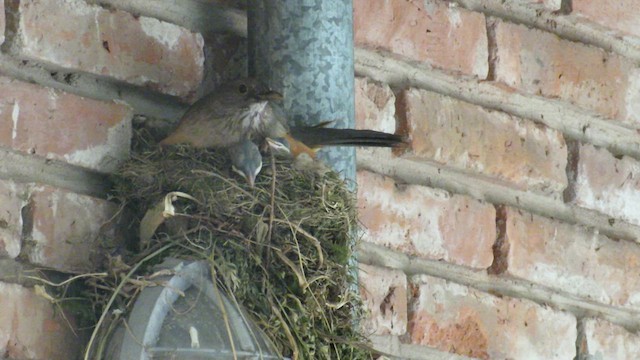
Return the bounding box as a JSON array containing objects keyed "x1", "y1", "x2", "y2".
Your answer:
[{"x1": 248, "y1": 0, "x2": 356, "y2": 183}]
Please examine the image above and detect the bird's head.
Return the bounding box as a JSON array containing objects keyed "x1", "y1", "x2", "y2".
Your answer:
[
  {"x1": 219, "y1": 78, "x2": 283, "y2": 105},
  {"x1": 229, "y1": 139, "x2": 263, "y2": 187}
]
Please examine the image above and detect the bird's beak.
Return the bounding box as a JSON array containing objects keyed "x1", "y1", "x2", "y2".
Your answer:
[
  {"x1": 256, "y1": 89, "x2": 284, "y2": 101},
  {"x1": 246, "y1": 174, "x2": 255, "y2": 188},
  {"x1": 232, "y1": 165, "x2": 255, "y2": 187},
  {"x1": 266, "y1": 137, "x2": 291, "y2": 154}
]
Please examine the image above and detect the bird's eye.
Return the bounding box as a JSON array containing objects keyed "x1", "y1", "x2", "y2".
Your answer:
[{"x1": 238, "y1": 84, "x2": 248, "y2": 94}]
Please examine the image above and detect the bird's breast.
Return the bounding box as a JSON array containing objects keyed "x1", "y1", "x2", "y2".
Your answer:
[{"x1": 242, "y1": 101, "x2": 269, "y2": 131}]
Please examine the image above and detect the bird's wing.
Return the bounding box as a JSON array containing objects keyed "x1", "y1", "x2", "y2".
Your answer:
[{"x1": 161, "y1": 96, "x2": 256, "y2": 148}]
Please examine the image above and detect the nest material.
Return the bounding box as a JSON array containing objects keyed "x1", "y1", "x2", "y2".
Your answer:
[{"x1": 96, "y1": 137, "x2": 375, "y2": 359}]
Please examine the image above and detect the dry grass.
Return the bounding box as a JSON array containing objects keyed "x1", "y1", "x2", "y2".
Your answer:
[{"x1": 80, "y1": 132, "x2": 376, "y2": 359}]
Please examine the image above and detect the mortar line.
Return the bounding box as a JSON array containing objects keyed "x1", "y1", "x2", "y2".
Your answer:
[
  {"x1": 358, "y1": 242, "x2": 640, "y2": 332},
  {"x1": 357, "y1": 153, "x2": 640, "y2": 242},
  {"x1": 354, "y1": 48, "x2": 640, "y2": 160}
]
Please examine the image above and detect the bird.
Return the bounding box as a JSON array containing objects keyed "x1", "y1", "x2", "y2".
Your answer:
[
  {"x1": 159, "y1": 77, "x2": 405, "y2": 184},
  {"x1": 228, "y1": 139, "x2": 263, "y2": 187},
  {"x1": 262, "y1": 102, "x2": 405, "y2": 159},
  {"x1": 159, "y1": 78, "x2": 284, "y2": 187},
  {"x1": 159, "y1": 78, "x2": 285, "y2": 148},
  {"x1": 160, "y1": 78, "x2": 404, "y2": 154}
]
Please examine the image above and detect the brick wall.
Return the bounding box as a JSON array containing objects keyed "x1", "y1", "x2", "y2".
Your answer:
[
  {"x1": 0, "y1": 0, "x2": 240, "y2": 358},
  {"x1": 354, "y1": 0, "x2": 640, "y2": 359},
  {"x1": 0, "y1": 0, "x2": 638, "y2": 359}
]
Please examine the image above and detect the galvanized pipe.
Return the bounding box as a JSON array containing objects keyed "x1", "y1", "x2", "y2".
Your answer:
[{"x1": 248, "y1": 0, "x2": 356, "y2": 183}]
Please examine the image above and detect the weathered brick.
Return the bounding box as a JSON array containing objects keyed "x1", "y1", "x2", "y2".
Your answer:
[
  {"x1": 7, "y1": 0, "x2": 204, "y2": 98},
  {"x1": 578, "y1": 318, "x2": 640, "y2": 359},
  {"x1": 397, "y1": 88, "x2": 568, "y2": 196},
  {"x1": 0, "y1": 1, "x2": 5, "y2": 46},
  {"x1": 0, "y1": 76, "x2": 132, "y2": 172},
  {"x1": 0, "y1": 180, "x2": 28, "y2": 259},
  {"x1": 567, "y1": 143, "x2": 640, "y2": 226},
  {"x1": 512, "y1": 0, "x2": 562, "y2": 11},
  {"x1": 573, "y1": 0, "x2": 640, "y2": 39},
  {"x1": 492, "y1": 19, "x2": 640, "y2": 125},
  {"x1": 355, "y1": 77, "x2": 396, "y2": 134},
  {"x1": 354, "y1": 0, "x2": 488, "y2": 77},
  {"x1": 496, "y1": 207, "x2": 640, "y2": 309},
  {"x1": 357, "y1": 171, "x2": 495, "y2": 269},
  {"x1": 23, "y1": 185, "x2": 120, "y2": 273},
  {"x1": 408, "y1": 275, "x2": 576, "y2": 359},
  {"x1": 358, "y1": 263, "x2": 408, "y2": 336},
  {"x1": 0, "y1": 282, "x2": 82, "y2": 359},
  {"x1": 355, "y1": 77, "x2": 398, "y2": 159}
]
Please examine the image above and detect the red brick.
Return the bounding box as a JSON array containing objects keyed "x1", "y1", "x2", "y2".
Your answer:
[
  {"x1": 493, "y1": 19, "x2": 640, "y2": 125},
  {"x1": 8, "y1": 0, "x2": 204, "y2": 98},
  {"x1": 358, "y1": 263, "x2": 407, "y2": 336},
  {"x1": 568, "y1": 143, "x2": 640, "y2": 227},
  {"x1": 0, "y1": 76, "x2": 132, "y2": 172},
  {"x1": 355, "y1": 77, "x2": 398, "y2": 159},
  {"x1": 497, "y1": 207, "x2": 640, "y2": 309},
  {"x1": 354, "y1": 0, "x2": 488, "y2": 77},
  {"x1": 357, "y1": 171, "x2": 495, "y2": 269},
  {"x1": 23, "y1": 185, "x2": 120, "y2": 273},
  {"x1": 0, "y1": 282, "x2": 82, "y2": 359},
  {"x1": 397, "y1": 88, "x2": 568, "y2": 196},
  {"x1": 0, "y1": 178, "x2": 124, "y2": 272},
  {"x1": 0, "y1": 180, "x2": 28, "y2": 259},
  {"x1": 579, "y1": 318, "x2": 640, "y2": 358},
  {"x1": 573, "y1": 0, "x2": 640, "y2": 38},
  {"x1": 355, "y1": 77, "x2": 396, "y2": 134},
  {"x1": 407, "y1": 275, "x2": 576, "y2": 359}
]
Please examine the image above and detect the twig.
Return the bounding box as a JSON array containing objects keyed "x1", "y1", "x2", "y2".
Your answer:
[
  {"x1": 274, "y1": 250, "x2": 308, "y2": 290},
  {"x1": 33, "y1": 285, "x2": 79, "y2": 338},
  {"x1": 93, "y1": 310, "x2": 123, "y2": 358},
  {"x1": 265, "y1": 150, "x2": 277, "y2": 269},
  {"x1": 83, "y1": 243, "x2": 175, "y2": 360},
  {"x1": 191, "y1": 169, "x2": 254, "y2": 198},
  {"x1": 268, "y1": 292, "x2": 299, "y2": 360},
  {"x1": 122, "y1": 318, "x2": 145, "y2": 347},
  {"x1": 218, "y1": 276, "x2": 277, "y2": 359},
  {"x1": 208, "y1": 259, "x2": 238, "y2": 360},
  {"x1": 274, "y1": 215, "x2": 324, "y2": 267},
  {"x1": 25, "y1": 272, "x2": 108, "y2": 287},
  {"x1": 277, "y1": 208, "x2": 340, "y2": 358}
]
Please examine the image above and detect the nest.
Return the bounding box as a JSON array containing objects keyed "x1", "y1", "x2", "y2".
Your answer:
[{"x1": 79, "y1": 132, "x2": 376, "y2": 359}]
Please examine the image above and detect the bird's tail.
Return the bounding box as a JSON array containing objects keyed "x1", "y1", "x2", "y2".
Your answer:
[{"x1": 288, "y1": 127, "x2": 406, "y2": 148}]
